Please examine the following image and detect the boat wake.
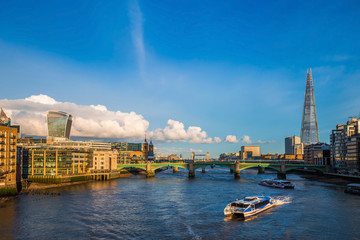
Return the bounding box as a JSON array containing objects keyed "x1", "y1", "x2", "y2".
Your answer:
[
  {"x1": 274, "y1": 196, "x2": 292, "y2": 206},
  {"x1": 185, "y1": 224, "x2": 202, "y2": 240}
]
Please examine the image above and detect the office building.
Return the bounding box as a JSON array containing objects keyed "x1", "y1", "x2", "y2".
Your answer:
[
  {"x1": 47, "y1": 111, "x2": 72, "y2": 143},
  {"x1": 0, "y1": 125, "x2": 18, "y2": 190},
  {"x1": 93, "y1": 150, "x2": 118, "y2": 171},
  {"x1": 0, "y1": 108, "x2": 11, "y2": 126},
  {"x1": 22, "y1": 148, "x2": 93, "y2": 177},
  {"x1": 304, "y1": 142, "x2": 330, "y2": 165},
  {"x1": 112, "y1": 142, "x2": 142, "y2": 151},
  {"x1": 330, "y1": 116, "x2": 360, "y2": 171},
  {"x1": 301, "y1": 69, "x2": 319, "y2": 145},
  {"x1": 285, "y1": 136, "x2": 303, "y2": 155},
  {"x1": 240, "y1": 146, "x2": 260, "y2": 160}
]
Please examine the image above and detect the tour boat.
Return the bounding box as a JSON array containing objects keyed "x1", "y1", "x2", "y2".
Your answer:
[
  {"x1": 224, "y1": 196, "x2": 276, "y2": 218},
  {"x1": 344, "y1": 183, "x2": 360, "y2": 195},
  {"x1": 259, "y1": 179, "x2": 295, "y2": 189}
]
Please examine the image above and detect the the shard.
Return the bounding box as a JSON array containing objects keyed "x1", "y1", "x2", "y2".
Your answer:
[{"x1": 300, "y1": 68, "x2": 319, "y2": 145}]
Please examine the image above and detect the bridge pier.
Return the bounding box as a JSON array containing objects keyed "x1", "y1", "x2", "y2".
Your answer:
[
  {"x1": 258, "y1": 166, "x2": 265, "y2": 174},
  {"x1": 146, "y1": 170, "x2": 155, "y2": 178},
  {"x1": 173, "y1": 166, "x2": 178, "y2": 173},
  {"x1": 277, "y1": 172, "x2": 286, "y2": 179},
  {"x1": 277, "y1": 163, "x2": 286, "y2": 179},
  {"x1": 146, "y1": 161, "x2": 155, "y2": 178},
  {"x1": 230, "y1": 169, "x2": 234, "y2": 173},
  {"x1": 188, "y1": 162, "x2": 195, "y2": 178},
  {"x1": 234, "y1": 162, "x2": 241, "y2": 179},
  {"x1": 202, "y1": 166, "x2": 206, "y2": 173}
]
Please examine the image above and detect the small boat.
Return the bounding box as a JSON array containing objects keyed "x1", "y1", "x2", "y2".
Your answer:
[
  {"x1": 344, "y1": 183, "x2": 360, "y2": 195},
  {"x1": 259, "y1": 179, "x2": 295, "y2": 189},
  {"x1": 224, "y1": 196, "x2": 276, "y2": 218}
]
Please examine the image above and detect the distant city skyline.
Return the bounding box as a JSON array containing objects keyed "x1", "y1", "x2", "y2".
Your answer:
[{"x1": 1, "y1": 0, "x2": 360, "y2": 158}]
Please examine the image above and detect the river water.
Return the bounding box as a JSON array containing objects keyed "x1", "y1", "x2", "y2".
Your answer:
[{"x1": 1, "y1": 168, "x2": 360, "y2": 240}]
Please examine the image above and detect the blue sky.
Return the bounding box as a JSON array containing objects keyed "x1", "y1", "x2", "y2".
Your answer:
[{"x1": 0, "y1": 0, "x2": 360, "y2": 158}]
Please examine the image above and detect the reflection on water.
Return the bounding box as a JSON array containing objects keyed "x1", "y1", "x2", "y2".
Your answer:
[{"x1": 0, "y1": 167, "x2": 360, "y2": 239}]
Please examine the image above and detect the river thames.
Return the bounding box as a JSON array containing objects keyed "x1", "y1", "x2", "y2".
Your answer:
[{"x1": 1, "y1": 168, "x2": 360, "y2": 239}]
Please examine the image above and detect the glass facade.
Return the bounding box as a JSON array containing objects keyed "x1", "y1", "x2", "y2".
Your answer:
[
  {"x1": 47, "y1": 111, "x2": 72, "y2": 139},
  {"x1": 330, "y1": 118, "x2": 360, "y2": 171},
  {"x1": 301, "y1": 69, "x2": 319, "y2": 145},
  {"x1": 23, "y1": 148, "x2": 93, "y2": 176}
]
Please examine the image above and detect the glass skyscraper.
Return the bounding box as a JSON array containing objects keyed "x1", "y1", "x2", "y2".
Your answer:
[
  {"x1": 301, "y1": 68, "x2": 319, "y2": 145},
  {"x1": 47, "y1": 111, "x2": 72, "y2": 140}
]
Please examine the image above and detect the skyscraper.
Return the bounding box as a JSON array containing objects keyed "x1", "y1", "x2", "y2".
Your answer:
[
  {"x1": 301, "y1": 68, "x2": 319, "y2": 145},
  {"x1": 285, "y1": 136, "x2": 303, "y2": 155},
  {"x1": 47, "y1": 111, "x2": 72, "y2": 142}
]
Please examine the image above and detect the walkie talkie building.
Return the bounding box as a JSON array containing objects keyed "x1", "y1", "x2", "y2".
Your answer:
[
  {"x1": 301, "y1": 68, "x2": 319, "y2": 145},
  {"x1": 47, "y1": 111, "x2": 72, "y2": 142}
]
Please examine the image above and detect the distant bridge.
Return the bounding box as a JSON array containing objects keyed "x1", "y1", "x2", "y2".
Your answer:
[{"x1": 117, "y1": 160, "x2": 329, "y2": 179}]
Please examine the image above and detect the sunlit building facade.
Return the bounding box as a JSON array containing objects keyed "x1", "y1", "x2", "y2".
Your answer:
[
  {"x1": 22, "y1": 148, "x2": 93, "y2": 177},
  {"x1": 285, "y1": 136, "x2": 303, "y2": 155},
  {"x1": 330, "y1": 117, "x2": 360, "y2": 171},
  {"x1": 47, "y1": 111, "x2": 72, "y2": 142},
  {"x1": 240, "y1": 146, "x2": 260, "y2": 160},
  {"x1": 93, "y1": 150, "x2": 118, "y2": 171},
  {"x1": 0, "y1": 125, "x2": 18, "y2": 190}
]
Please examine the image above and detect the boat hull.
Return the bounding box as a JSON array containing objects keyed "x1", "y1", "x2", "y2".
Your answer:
[
  {"x1": 224, "y1": 197, "x2": 276, "y2": 218},
  {"x1": 259, "y1": 182, "x2": 294, "y2": 189}
]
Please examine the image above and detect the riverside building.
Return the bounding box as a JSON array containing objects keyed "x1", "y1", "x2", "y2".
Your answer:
[
  {"x1": 330, "y1": 116, "x2": 360, "y2": 171},
  {"x1": 0, "y1": 108, "x2": 20, "y2": 193},
  {"x1": 304, "y1": 142, "x2": 330, "y2": 165},
  {"x1": 0, "y1": 125, "x2": 18, "y2": 190},
  {"x1": 93, "y1": 150, "x2": 118, "y2": 171},
  {"x1": 22, "y1": 148, "x2": 93, "y2": 177}
]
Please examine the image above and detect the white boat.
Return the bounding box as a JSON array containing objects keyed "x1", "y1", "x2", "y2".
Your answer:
[
  {"x1": 259, "y1": 179, "x2": 295, "y2": 189},
  {"x1": 224, "y1": 196, "x2": 276, "y2": 218},
  {"x1": 344, "y1": 183, "x2": 360, "y2": 195}
]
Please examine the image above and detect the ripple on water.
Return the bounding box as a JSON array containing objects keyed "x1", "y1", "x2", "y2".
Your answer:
[{"x1": 1, "y1": 170, "x2": 360, "y2": 239}]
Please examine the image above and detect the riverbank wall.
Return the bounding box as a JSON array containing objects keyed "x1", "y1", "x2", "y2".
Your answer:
[{"x1": 0, "y1": 170, "x2": 133, "y2": 200}]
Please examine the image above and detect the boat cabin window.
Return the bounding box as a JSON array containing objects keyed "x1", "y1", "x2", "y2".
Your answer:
[
  {"x1": 231, "y1": 202, "x2": 249, "y2": 208},
  {"x1": 254, "y1": 200, "x2": 269, "y2": 209}
]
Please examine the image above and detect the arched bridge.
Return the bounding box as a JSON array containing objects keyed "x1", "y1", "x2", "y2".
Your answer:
[{"x1": 117, "y1": 160, "x2": 328, "y2": 179}]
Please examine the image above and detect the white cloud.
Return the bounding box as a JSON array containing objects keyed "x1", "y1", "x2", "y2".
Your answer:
[
  {"x1": 241, "y1": 135, "x2": 252, "y2": 144},
  {"x1": 149, "y1": 119, "x2": 215, "y2": 143},
  {"x1": 225, "y1": 135, "x2": 239, "y2": 143},
  {"x1": 189, "y1": 148, "x2": 203, "y2": 154},
  {"x1": 0, "y1": 94, "x2": 227, "y2": 143},
  {"x1": 25, "y1": 94, "x2": 58, "y2": 105},
  {"x1": 240, "y1": 135, "x2": 276, "y2": 144},
  {"x1": 0, "y1": 94, "x2": 149, "y2": 138},
  {"x1": 90, "y1": 104, "x2": 108, "y2": 112}
]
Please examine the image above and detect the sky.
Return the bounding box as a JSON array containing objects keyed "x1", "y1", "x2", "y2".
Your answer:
[{"x1": 0, "y1": 0, "x2": 360, "y2": 158}]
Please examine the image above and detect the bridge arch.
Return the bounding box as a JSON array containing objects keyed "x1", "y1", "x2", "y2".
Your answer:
[
  {"x1": 151, "y1": 165, "x2": 189, "y2": 171},
  {"x1": 240, "y1": 165, "x2": 280, "y2": 172},
  {"x1": 193, "y1": 164, "x2": 236, "y2": 171},
  {"x1": 285, "y1": 166, "x2": 325, "y2": 173},
  {"x1": 117, "y1": 166, "x2": 147, "y2": 171}
]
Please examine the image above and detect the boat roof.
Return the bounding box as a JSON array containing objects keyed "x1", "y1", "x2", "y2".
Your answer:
[
  {"x1": 347, "y1": 183, "x2": 360, "y2": 187},
  {"x1": 234, "y1": 196, "x2": 272, "y2": 205},
  {"x1": 264, "y1": 179, "x2": 291, "y2": 183}
]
